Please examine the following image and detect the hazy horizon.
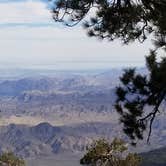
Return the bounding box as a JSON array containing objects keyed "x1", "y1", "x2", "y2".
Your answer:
[{"x1": 0, "y1": 61, "x2": 146, "y2": 71}]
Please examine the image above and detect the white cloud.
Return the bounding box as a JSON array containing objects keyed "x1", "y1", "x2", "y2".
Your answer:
[
  {"x1": 0, "y1": 0, "x2": 52, "y2": 24},
  {"x1": 0, "y1": 26, "x2": 149, "y2": 68},
  {"x1": 0, "y1": 0, "x2": 150, "y2": 70}
]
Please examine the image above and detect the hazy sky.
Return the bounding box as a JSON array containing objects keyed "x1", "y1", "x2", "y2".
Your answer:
[{"x1": 0, "y1": 0, "x2": 152, "y2": 70}]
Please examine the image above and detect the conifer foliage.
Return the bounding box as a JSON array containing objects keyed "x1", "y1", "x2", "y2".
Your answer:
[
  {"x1": 52, "y1": 0, "x2": 166, "y2": 142},
  {"x1": 115, "y1": 51, "x2": 166, "y2": 144},
  {"x1": 80, "y1": 138, "x2": 141, "y2": 166},
  {"x1": 52, "y1": 0, "x2": 166, "y2": 43}
]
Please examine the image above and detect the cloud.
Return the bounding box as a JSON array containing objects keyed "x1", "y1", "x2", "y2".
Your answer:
[
  {"x1": 0, "y1": 0, "x2": 53, "y2": 26},
  {"x1": 0, "y1": 0, "x2": 149, "y2": 70},
  {"x1": 0, "y1": 25, "x2": 149, "y2": 69}
]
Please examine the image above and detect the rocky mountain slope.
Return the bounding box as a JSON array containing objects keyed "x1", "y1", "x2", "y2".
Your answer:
[
  {"x1": 141, "y1": 146, "x2": 166, "y2": 166},
  {"x1": 0, "y1": 68, "x2": 165, "y2": 163},
  {"x1": 0, "y1": 122, "x2": 119, "y2": 158}
]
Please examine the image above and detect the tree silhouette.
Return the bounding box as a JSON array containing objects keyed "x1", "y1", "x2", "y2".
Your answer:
[
  {"x1": 51, "y1": 0, "x2": 166, "y2": 142},
  {"x1": 52, "y1": 0, "x2": 166, "y2": 43},
  {"x1": 115, "y1": 51, "x2": 166, "y2": 144}
]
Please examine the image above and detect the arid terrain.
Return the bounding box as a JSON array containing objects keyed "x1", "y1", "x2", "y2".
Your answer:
[{"x1": 0, "y1": 68, "x2": 165, "y2": 165}]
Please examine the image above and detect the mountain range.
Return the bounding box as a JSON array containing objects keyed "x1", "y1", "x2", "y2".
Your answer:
[{"x1": 0, "y1": 68, "x2": 165, "y2": 166}]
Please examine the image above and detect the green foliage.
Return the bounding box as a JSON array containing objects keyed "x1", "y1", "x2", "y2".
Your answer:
[
  {"x1": 0, "y1": 152, "x2": 25, "y2": 166},
  {"x1": 80, "y1": 138, "x2": 141, "y2": 166},
  {"x1": 115, "y1": 51, "x2": 166, "y2": 144},
  {"x1": 52, "y1": 0, "x2": 166, "y2": 142},
  {"x1": 52, "y1": 0, "x2": 166, "y2": 44}
]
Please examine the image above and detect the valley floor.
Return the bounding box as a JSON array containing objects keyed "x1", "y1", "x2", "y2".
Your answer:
[{"x1": 26, "y1": 154, "x2": 81, "y2": 166}]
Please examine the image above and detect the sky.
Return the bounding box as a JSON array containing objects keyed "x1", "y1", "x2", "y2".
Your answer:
[{"x1": 0, "y1": 0, "x2": 152, "y2": 70}]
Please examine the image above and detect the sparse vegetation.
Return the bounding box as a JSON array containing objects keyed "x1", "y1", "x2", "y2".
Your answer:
[
  {"x1": 52, "y1": 0, "x2": 166, "y2": 142},
  {"x1": 0, "y1": 152, "x2": 25, "y2": 166},
  {"x1": 80, "y1": 138, "x2": 141, "y2": 166}
]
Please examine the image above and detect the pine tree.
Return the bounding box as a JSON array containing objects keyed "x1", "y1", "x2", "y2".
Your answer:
[
  {"x1": 80, "y1": 138, "x2": 141, "y2": 166},
  {"x1": 51, "y1": 0, "x2": 166, "y2": 142},
  {"x1": 115, "y1": 50, "x2": 166, "y2": 144}
]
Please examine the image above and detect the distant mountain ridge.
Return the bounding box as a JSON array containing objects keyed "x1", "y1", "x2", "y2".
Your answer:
[
  {"x1": 141, "y1": 146, "x2": 166, "y2": 166},
  {"x1": 0, "y1": 68, "x2": 147, "y2": 96},
  {"x1": 0, "y1": 68, "x2": 165, "y2": 166},
  {"x1": 0, "y1": 122, "x2": 119, "y2": 158},
  {"x1": 0, "y1": 119, "x2": 166, "y2": 159},
  {"x1": 0, "y1": 74, "x2": 117, "y2": 97}
]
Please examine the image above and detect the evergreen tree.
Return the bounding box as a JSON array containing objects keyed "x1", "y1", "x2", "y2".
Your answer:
[
  {"x1": 115, "y1": 51, "x2": 166, "y2": 144},
  {"x1": 51, "y1": 0, "x2": 166, "y2": 142},
  {"x1": 52, "y1": 0, "x2": 166, "y2": 43},
  {"x1": 80, "y1": 138, "x2": 141, "y2": 166}
]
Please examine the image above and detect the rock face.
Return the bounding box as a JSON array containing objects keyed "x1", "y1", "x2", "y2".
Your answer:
[
  {"x1": 0, "y1": 118, "x2": 166, "y2": 159},
  {"x1": 31, "y1": 122, "x2": 61, "y2": 143},
  {"x1": 0, "y1": 122, "x2": 119, "y2": 158}
]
